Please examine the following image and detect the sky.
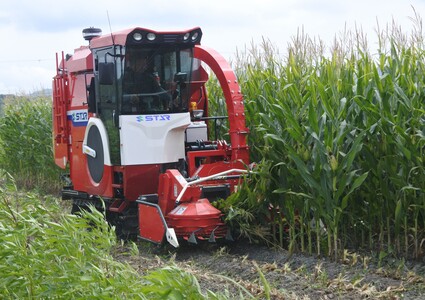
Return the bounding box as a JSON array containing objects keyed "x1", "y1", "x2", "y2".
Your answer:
[{"x1": 0, "y1": 0, "x2": 424, "y2": 94}]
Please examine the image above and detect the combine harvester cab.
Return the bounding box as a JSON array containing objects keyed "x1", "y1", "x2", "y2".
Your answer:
[{"x1": 52, "y1": 27, "x2": 250, "y2": 247}]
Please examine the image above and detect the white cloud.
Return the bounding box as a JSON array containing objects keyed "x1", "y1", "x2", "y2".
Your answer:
[{"x1": 0, "y1": 0, "x2": 424, "y2": 94}]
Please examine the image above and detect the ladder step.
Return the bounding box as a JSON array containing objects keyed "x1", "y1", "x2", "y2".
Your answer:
[{"x1": 109, "y1": 199, "x2": 128, "y2": 213}]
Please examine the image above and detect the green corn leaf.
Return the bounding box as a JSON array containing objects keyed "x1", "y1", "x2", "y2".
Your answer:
[
  {"x1": 340, "y1": 172, "x2": 369, "y2": 211},
  {"x1": 394, "y1": 199, "x2": 403, "y2": 235},
  {"x1": 287, "y1": 146, "x2": 321, "y2": 192},
  {"x1": 338, "y1": 131, "x2": 365, "y2": 176}
]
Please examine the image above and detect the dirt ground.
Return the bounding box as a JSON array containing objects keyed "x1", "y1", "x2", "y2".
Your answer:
[{"x1": 114, "y1": 239, "x2": 425, "y2": 299}]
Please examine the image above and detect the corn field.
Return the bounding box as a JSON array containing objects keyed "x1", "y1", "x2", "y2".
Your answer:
[
  {"x1": 0, "y1": 96, "x2": 62, "y2": 193},
  {"x1": 211, "y1": 18, "x2": 425, "y2": 260}
]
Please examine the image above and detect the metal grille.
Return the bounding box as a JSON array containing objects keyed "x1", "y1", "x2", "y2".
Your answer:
[{"x1": 163, "y1": 34, "x2": 179, "y2": 43}]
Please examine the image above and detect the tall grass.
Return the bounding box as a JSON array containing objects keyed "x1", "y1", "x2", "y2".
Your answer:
[
  {"x1": 210, "y1": 16, "x2": 425, "y2": 259},
  {"x1": 0, "y1": 96, "x2": 61, "y2": 193},
  {"x1": 0, "y1": 173, "x2": 226, "y2": 299}
]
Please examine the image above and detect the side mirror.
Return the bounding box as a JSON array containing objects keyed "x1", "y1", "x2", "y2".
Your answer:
[{"x1": 98, "y1": 62, "x2": 115, "y2": 85}]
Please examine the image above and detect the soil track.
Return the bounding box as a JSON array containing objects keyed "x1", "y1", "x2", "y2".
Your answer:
[{"x1": 115, "y1": 240, "x2": 425, "y2": 299}]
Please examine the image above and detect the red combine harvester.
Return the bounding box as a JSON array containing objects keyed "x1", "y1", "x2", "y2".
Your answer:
[{"x1": 52, "y1": 27, "x2": 249, "y2": 247}]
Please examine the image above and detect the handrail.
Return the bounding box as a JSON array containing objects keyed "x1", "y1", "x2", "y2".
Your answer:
[{"x1": 175, "y1": 168, "x2": 249, "y2": 204}]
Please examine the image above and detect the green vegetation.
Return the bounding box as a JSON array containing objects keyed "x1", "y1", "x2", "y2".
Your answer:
[
  {"x1": 0, "y1": 96, "x2": 62, "y2": 193},
  {"x1": 210, "y1": 16, "x2": 425, "y2": 259},
  {"x1": 0, "y1": 174, "x2": 224, "y2": 299}
]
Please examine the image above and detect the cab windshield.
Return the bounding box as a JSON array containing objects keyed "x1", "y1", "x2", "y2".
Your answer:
[{"x1": 121, "y1": 47, "x2": 193, "y2": 115}]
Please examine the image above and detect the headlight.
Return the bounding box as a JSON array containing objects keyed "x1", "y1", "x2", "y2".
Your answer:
[
  {"x1": 147, "y1": 33, "x2": 156, "y2": 41},
  {"x1": 183, "y1": 32, "x2": 190, "y2": 41},
  {"x1": 192, "y1": 109, "x2": 204, "y2": 119},
  {"x1": 133, "y1": 32, "x2": 143, "y2": 41},
  {"x1": 191, "y1": 32, "x2": 199, "y2": 41}
]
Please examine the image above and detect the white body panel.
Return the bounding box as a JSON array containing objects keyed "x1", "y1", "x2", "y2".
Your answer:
[
  {"x1": 185, "y1": 121, "x2": 207, "y2": 143},
  {"x1": 119, "y1": 113, "x2": 191, "y2": 165},
  {"x1": 83, "y1": 118, "x2": 112, "y2": 166}
]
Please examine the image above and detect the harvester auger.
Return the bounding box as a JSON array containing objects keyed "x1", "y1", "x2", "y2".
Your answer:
[{"x1": 53, "y1": 27, "x2": 250, "y2": 247}]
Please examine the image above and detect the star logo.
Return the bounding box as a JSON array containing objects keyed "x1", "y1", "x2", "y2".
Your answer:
[{"x1": 136, "y1": 116, "x2": 144, "y2": 122}]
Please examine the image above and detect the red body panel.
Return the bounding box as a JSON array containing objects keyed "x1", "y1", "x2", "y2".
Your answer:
[
  {"x1": 166, "y1": 199, "x2": 226, "y2": 238},
  {"x1": 122, "y1": 165, "x2": 160, "y2": 200},
  {"x1": 138, "y1": 203, "x2": 167, "y2": 244},
  {"x1": 66, "y1": 46, "x2": 92, "y2": 73},
  {"x1": 157, "y1": 169, "x2": 199, "y2": 215},
  {"x1": 71, "y1": 159, "x2": 114, "y2": 198}
]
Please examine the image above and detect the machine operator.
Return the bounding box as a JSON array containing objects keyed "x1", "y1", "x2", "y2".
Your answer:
[{"x1": 123, "y1": 54, "x2": 171, "y2": 113}]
